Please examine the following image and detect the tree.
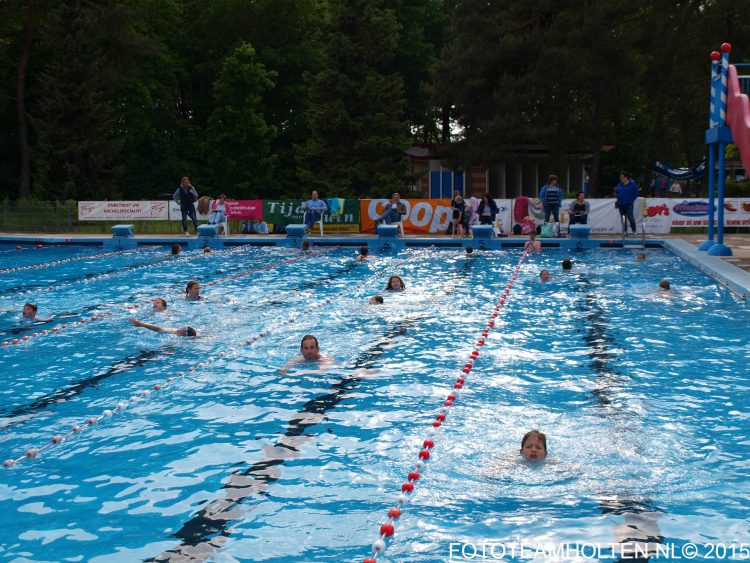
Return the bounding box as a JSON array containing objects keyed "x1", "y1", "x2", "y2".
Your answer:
[
  {"x1": 206, "y1": 43, "x2": 277, "y2": 197},
  {"x1": 299, "y1": 0, "x2": 409, "y2": 197}
]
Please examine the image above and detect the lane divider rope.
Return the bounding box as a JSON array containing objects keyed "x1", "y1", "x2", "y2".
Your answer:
[
  {"x1": 0, "y1": 247, "x2": 147, "y2": 275},
  {"x1": 361, "y1": 250, "x2": 529, "y2": 563}
]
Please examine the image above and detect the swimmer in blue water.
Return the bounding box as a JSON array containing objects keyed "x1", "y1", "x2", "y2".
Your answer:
[
  {"x1": 539, "y1": 269, "x2": 551, "y2": 282},
  {"x1": 369, "y1": 295, "x2": 384, "y2": 305},
  {"x1": 130, "y1": 317, "x2": 196, "y2": 337},
  {"x1": 21, "y1": 303, "x2": 38, "y2": 320},
  {"x1": 185, "y1": 280, "x2": 204, "y2": 301},
  {"x1": 152, "y1": 298, "x2": 168, "y2": 312},
  {"x1": 279, "y1": 334, "x2": 333, "y2": 374},
  {"x1": 385, "y1": 275, "x2": 405, "y2": 291},
  {"x1": 356, "y1": 246, "x2": 370, "y2": 261},
  {"x1": 520, "y1": 429, "x2": 547, "y2": 461}
]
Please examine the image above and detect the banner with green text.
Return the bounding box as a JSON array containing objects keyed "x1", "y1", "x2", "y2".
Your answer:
[{"x1": 263, "y1": 199, "x2": 360, "y2": 233}]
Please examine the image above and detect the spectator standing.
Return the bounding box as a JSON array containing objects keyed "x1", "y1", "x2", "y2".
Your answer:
[
  {"x1": 539, "y1": 174, "x2": 564, "y2": 226},
  {"x1": 173, "y1": 176, "x2": 199, "y2": 236},
  {"x1": 615, "y1": 170, "x2": 639, "y2": 236}
]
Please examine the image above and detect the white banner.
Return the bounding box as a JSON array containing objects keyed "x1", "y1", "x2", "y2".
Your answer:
[
  {"x1": 78, "y1": 201, "x2": 169, "y2": 221},
  {"x1": 168, "y1": 201, "x2": 210, "y2": 221}
]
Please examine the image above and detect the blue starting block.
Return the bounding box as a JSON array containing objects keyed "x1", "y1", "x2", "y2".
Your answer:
[
  {"x1": 377, "y1": 224, "x2": 400, "y2": 239},
  {"x1": 568, "y1": 225, "x2": 590, "y2": 239},
  {"x1": 196, "y1": 224, "x2": 219, "y2": 238},
  {"x1": 472, "y1": 225, "x2": 493, "y2": 239},
  {"x1": 111, "y1": 224, "x2": 135, "y2": 238}
]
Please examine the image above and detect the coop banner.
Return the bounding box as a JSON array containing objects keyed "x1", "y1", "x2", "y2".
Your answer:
[
  {"x1": 78, "y1": 201, "x2": 169, "y2": 220},
  {"x1": 263, "y1": 199, "x2": 360, "y2": 233}
]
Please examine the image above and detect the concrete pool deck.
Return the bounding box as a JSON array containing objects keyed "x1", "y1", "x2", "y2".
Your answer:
[{"x1": 2, "y1": 231, "x2": 749, "y2": 303}]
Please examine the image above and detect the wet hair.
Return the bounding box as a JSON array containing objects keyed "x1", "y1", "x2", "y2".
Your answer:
[
  {"x1": 24, "y1": 302, "x2": 38, "y2": 314},
  {"x1": 186, "y1": 280, "x2": 200, "y2": 295},
  {"x1": 521, "y1": 430, "x2": 547, "y2": 451},
  {"x1": 660, "y1": 279, "x2": 670, "y2": 290},
  {"x1": 386, "y1": 275, "x2": 405, "y2": 290},
  {"x1": 301, "y1": 334, "x2": 319, "y2": 349},
  {"x1": 203, "y1": 246, "x2": 211, "y2": 253},
  {"x1": 636, "y1": 252, "x2": 646, "y2": 261},
  {"x1": 154, "y1": 298, "x2": 167, "y2": 309},
  {"x1": 371, "y1": 295, "x2": 384, "y2": 304},
  {"x1": 185, "y1": 326, "x2": 197, "y2": 337},
  {"x1": 171, "y1": 243, "x2": 181, "y2": 255},
  {"x1": 359, "y1": 246, "x2": 369, "y2": 256},
  {"x1": 562, "y1": 258, "x2": 572, "y2": 270},
  {"x1": 301, "y1": 240, "x2": 311, "y2": 251},
  {"x1": 466, "y1": 246, "x2": 473, "y2": 254}
]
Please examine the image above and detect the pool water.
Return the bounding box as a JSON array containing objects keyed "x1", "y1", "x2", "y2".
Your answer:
[{"x1": 0, "y1": 244, "x2": 748, "y2": 562}]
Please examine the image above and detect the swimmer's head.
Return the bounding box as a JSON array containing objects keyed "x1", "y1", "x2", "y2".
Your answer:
[
  {"x1": 520, "y1": 429, "x2": 547, "y2": 460},
  {"x1": 539, "y1": 269, "x2": 551, "y2": 281},
  {"x1": 153, "y1": 298, "x2": 167, "y2": 311},
  {"x1": 186, "y1": 280, "x2": 201, "y2": 297},
  {"x1": 386, "y1": 275, "x2": 405, "y2": 291},
  {"x1": 636, "y1": 252, "x2": 646, "y2": 262},
  {"x1": 203, "y1": 246, "x2": 211, "y2": 253},
  {"x1": 176, "y1": 326, "x2": 197, "y2": 337},
  {"x1": 171, "y1": 243, "x2": 181, "y2": 255},
  {"x1": 22, "y1": 303, "x2": 37, "y2": 318},
  {"x1": 562, "y1": 259, "x2": 572, "y2": 270},
  {"x1": 466, "y1": 246, "x2": 474, "y2": 254},
  {"x1": 359, "y1": 246, "x2": 369, "y2": 257},
  {"x1": 369, "y1": 295, "x2": 384, "y2": 305},
  {"x1": 300, "y1": 334, "x2": 320, "y2": 361},
  {"x1": 659, "y1": 279, "x2": 670, "y2": 290},
  {"x1": 301, "y1": 240, "x2": 311, "y2": 251}
]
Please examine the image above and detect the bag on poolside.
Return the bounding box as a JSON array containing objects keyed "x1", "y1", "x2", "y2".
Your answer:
[
  {"x1": 256, "y1": 221, "x2": 269, "y2": 235},
  {"x1": 540, "y1": 223, "x2": 553, "y2": 238},
  {"x1": 241, "y1": 220, "x2": 252, "y2": 234}
]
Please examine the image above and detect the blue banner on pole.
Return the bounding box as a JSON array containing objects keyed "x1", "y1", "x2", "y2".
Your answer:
[{"x1": 651, "y1": 158, "x2": 707, "y2": 180}]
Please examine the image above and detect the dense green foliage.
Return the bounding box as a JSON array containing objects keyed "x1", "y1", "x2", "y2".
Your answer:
[{"x1": 0, "y1": 0, "x2": 748, "y2": 200}]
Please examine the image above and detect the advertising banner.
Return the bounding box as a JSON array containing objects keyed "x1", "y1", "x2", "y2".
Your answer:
[
  {"x1": 360, "y1": 199, "x2": 452, "y2": 233},
  {"x1": 263, "y1": 199, "x2": 360, "y2": 233},
  {"x1": 167, "y1": 199, "x2": 262, "y2": 221},
  {"x1": 78, "y1": 201, "x2": 169, "y2": 221}
]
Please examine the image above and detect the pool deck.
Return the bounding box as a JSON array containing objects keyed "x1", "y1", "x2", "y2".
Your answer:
[{"x1": 2, "y1": 231, "x2": 750, "y2": 303}]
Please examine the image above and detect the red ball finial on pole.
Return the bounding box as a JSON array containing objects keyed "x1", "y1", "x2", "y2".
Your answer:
[
  {"x1": 720, "y1": 42, "x2": 732, "y2": 53},
  {"x1": 710, "y1": 51, "x2": 721, "y2": 61}
]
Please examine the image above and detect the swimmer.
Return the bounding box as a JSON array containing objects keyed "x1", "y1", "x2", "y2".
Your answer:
[
  {"x1": 279, "y1": 334, "x2": 334, "y2": 374},
  {"x1": 185, "y1": 280, "x2": 204, "y2": 301},
  {"x1": 152, "y1": 298, "x2": 168, "y2": 312},
  {"x1": 562, "y1": 258, "x2": 572, "y2": 270},
  {"x1": 636, "y1": 252, "x2": 646, "y2": 262},
  {"x1": 466, "y1": 246, "x2": 474, "y2": 255},
  {"x1": 22, "y1": 303, "x2": 38, "y2": 320},
  {"x1": 301, "y1": 240, "x2": 311, "y2": 251},
  {"x1": 356, "y1": 246, "x2": 369, "y2": 261},
  {"x1": 203, "y1": 246, "x2": 211, "y2": 254},
  {"x1": 385, "y1": 275, "x2": 405, "y2": 291},
  {"x1": 524, "y1": 231, "x2": 542, "y2": 252},
  {"x1": 369, "y1": 295, "x2": 384, "y2": 304},
  {"x1": 520, "y1": 429, "x2": 547, "y2": 461},
  {"x1": 539, "y1": 269, "x2": 551, "y2": 282},
  {"x1": 129, "y1": 318, "x2": 196, "y2": 337},
  {"x1": 171, "y1": 243, "x2": 181, "y2": 255},
  {"x1": 659, "y1": 279, "x2": 670, "y2": 291}
]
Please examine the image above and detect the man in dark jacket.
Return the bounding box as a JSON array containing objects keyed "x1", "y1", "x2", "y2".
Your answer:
[{"x1": 173, "y1": 176, "x2": 199, "y2": 236}]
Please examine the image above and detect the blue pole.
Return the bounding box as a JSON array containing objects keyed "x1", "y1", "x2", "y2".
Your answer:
[
  {"x1": 708, "y1": 43, "x2": 733, "y2": 256},
  {"x1": 700, "y1": 55, "x2": 720, "y2": 251}
]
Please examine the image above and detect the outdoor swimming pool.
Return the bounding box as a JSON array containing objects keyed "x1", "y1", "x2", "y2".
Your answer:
[{"x1": 0, "y1": 243, "x2": 748, "y2": 562}]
